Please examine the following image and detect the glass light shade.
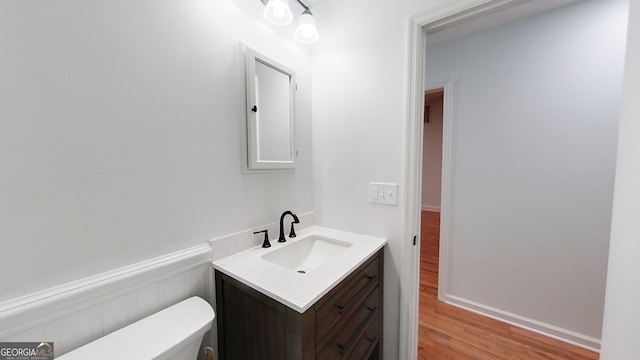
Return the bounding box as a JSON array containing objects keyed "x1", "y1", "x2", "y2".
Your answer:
[
  {"x1": 263, "y1": 0, "x2": 293, "y2": 26},
  {"x1": 294, "y1": 12, "x2": 319, "y2": 44}
]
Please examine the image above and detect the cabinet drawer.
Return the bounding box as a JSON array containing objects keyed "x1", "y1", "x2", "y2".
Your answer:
[
  {"x1": 315, "y1": 255, "x2": 380, "y2": 342},
  {"x1": 340, "y1": 314, "x2": 380, "y2": 360},
  {"x1": 316, "y1": 286, "x2": 380, "y2": 360}
]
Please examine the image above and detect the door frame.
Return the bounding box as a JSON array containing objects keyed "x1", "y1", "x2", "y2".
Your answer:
[
  {"x1": 399, "y1": 1, "x2": 528, "y2": 358},
  {"x1": 423, "y1": 80, "x2": 453, "y2": 303}
]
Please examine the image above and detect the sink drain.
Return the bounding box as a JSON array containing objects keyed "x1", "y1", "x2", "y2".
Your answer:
[{"x1": 297, "y1": 270, "x2": 306, "y2": 274}]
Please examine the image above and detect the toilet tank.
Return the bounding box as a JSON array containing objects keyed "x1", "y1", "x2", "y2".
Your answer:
[{"x1": 58, "y1": 296, "x2": 215, "y2": 360}]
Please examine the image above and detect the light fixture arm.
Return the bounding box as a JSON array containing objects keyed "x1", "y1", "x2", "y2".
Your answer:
[
  {"x1": 259, "y1": 0, "x2": 312, "y2": 14},
  {"x1": 295, "y1": 0, "x2": 311, "y2": 14}
]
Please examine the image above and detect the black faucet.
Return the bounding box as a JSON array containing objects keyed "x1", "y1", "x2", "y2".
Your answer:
[
  {"x1": 278, "y1": 211, "x2": 300, "y2": 242},
  {"x1": 254, "y1": 229, "x2": 271, "y2": 248}
]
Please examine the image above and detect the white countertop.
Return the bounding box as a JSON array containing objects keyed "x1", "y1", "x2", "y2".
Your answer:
[{"x1": 212, "y1": 226, "x2": 386, "y2": 313}]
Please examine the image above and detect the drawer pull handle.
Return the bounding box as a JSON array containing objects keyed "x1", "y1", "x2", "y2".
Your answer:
[
  {"x1": 364, "y1": 336, "x2": 379, "y2": 358},
  {"x1": 338, "y1": 306, "x2": 379, "y2": 356},
  {"x1": 337, "y1": 275, "x2": 378, "y2": 315}
]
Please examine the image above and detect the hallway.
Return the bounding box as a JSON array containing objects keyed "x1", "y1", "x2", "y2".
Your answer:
[{"x1": 417, "y1": 210, "x2": 599, "y2": 359}]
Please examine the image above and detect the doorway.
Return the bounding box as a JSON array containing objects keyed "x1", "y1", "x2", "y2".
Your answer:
[
  {"x1": 400, "y1": 0, "x2": 623, "y2": 358},
  {"x1": 421, "y1": 88, "x2": 444, "y2": 210},
  {"x1": 418, "y1": 88, "x2": 444, "y2": 356},
  {"x1": 419, "y1": 87, "x2": 444, "y2": 290}
]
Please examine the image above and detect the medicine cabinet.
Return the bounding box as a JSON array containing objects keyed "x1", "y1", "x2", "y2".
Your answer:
[{"x1": 245, "y1": 47, "x2": 296, "y2": 170}]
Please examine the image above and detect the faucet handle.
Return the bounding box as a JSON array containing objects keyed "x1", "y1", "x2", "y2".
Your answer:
[
  {"x1": 254, "y1": 230, "x2": 271, "y2": 248},
  {"x1": 289, "y1": 222, "x2": 297, "y2": 238}
]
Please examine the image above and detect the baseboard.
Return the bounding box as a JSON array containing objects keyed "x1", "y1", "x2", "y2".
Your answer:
[
  {"x1": 0, "y1": 244, "x2": 212, "y2": 339},
  {"x1": 421, "y1": 205, "x2": 441, "y2": 212},
  {"x1": 442, "y1": 294, "x2": 601, "y2": 352}
]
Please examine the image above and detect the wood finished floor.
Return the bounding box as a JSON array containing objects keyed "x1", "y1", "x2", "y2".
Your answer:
[{"x1": 417, "y1": 210, "x2": 599, "y2": 360}]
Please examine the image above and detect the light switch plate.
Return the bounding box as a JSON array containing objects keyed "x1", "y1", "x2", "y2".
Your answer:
[{"x1": 369, "y1": 182, "x2": 398, "y2": 206}]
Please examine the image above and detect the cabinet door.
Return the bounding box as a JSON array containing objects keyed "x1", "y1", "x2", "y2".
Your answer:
[{"x1": 216, "y1": 272, "x2": 288, "y2": 360}]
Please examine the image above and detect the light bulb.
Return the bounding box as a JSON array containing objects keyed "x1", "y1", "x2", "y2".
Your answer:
[
  {"x1": 272, "y1": 5, "x2": 285, "y2": 18},
  {"x1": 263, "y1": 0, "x2": 293, "y2": 26},
  {"x1": 294, "y1": 12, "x2": 319, "y2": 44}
]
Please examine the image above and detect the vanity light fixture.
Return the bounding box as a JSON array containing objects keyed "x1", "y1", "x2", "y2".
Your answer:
[{"x1": 257, "y1": 0, "x2": 319, "y2": 44}]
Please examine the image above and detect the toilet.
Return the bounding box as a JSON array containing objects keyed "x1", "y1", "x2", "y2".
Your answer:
[{"x1": 58, "y1": 296, "x2": 215, "y2": 360}]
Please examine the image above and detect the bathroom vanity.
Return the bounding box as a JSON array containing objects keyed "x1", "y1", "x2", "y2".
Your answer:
[{"x1": 213, "y1": 227, "x2": 386, "y2": 360}]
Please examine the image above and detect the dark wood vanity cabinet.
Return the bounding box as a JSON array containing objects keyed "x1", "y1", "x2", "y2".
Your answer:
[{"x1": 215, "y1": 250, "x2": 383, "y2": 360}]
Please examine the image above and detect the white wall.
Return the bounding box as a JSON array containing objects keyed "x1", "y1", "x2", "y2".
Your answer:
[
  {"x1": 600, "y1": 0, "x2": 640, "y2": 358},
  {"x1": 0, "y1": 0, "x2": 313, "y2": 303},
  {"x1": 422, "y1": 96, "x2": 443, "y2": 211},
  {"x1": 423, "y1": 0, "x2": 627, "y2": 341}
]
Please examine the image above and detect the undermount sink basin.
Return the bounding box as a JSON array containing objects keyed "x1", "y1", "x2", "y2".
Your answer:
[{"x1": 261, "y1": 235, "x2": 352, "y2": 272}]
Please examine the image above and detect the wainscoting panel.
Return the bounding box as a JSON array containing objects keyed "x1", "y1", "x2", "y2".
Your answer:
[{"x1": 0, "y1": 244, "x2": 214, "y2": 358}]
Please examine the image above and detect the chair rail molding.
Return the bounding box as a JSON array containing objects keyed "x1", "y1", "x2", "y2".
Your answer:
[{"x1": 0, "y1": 244, "x2": 212, "y2": 340}]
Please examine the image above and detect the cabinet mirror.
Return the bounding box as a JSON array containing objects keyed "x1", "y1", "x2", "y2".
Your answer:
[{"x1": 245, "y1": 47, "x2": 296, "y2": 170}]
